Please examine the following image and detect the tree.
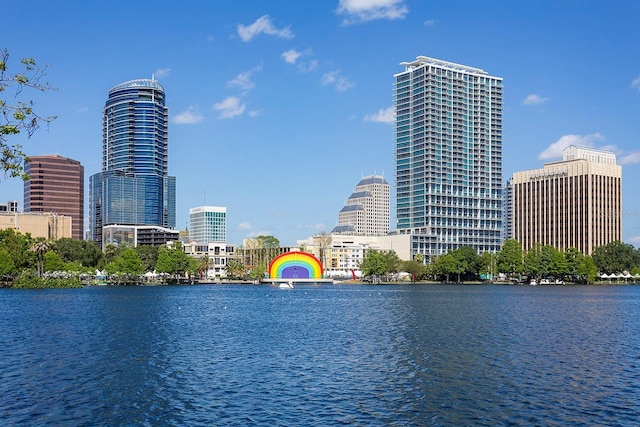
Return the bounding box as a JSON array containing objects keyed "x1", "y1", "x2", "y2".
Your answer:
[
  {"x1": 432, "y1": 253, "x2": 457, "y2": 283},
  {"x1": 564, "y1": 247, "x2": 583, "y2": 279},
  {"x1": 496, "y1": 239, "x2": 523, "y2": 277},
  {"x1": 359, "y1": 250, "x2": 387, "y2": 282},
  {"x1": 105, "y1": 247, "x2": 145, "y2": 276},
  {"x1": 136, "y1": 245, "x2": 159, "y2": 272},
  {"x1": 577, "y1": 255, "x2": 598, "y2": 284},
  {"x1": 0, "y1": 248, "x2": 15, "y2": 275},
  {"x1": 0, "y1": 49, "x2": 56, "y2": 179},
  {"x1": 314, "y1": 232, "x2": 332, "y2": 268},
  {"x1": 29, "y1": 239, "x2": 51, "y2": 278},
  {"x1": 155, "y1": 242, "x2": 192, "y2": 280},
  {"x1": 592, "y1": 241, "x2": 639, "y2": 275},
  {"x1": 54, "y1": 238, "x2": 103, "y2": 268},
  {"x1": 523, "y1": 243, "x2": 542, "y2": 278},
  {"x1": 43, "y1": 251, "x2": 65, "y2": 272},
  {"x1": 0, "y1": 229, "x2": 31, "y2": 271},
  {"x1": 226, "y1": 259, "x2": 248, "y2": 280}
]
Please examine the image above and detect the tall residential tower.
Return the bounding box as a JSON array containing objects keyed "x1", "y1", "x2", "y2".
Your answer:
[
  {"x1": 394, "y1": 56, "x2": 503, "y2": 260},
  {"x1": 89, "y1": 79, "x2": 176, "y2": 248}
]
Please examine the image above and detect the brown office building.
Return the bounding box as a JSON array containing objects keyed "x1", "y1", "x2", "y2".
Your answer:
[
  {"x1": 24, "y1": 155, "x2": 84, "y2": 240},
  {"x1": 508, "y1": 145, "x2": 621, "y2": 255}
]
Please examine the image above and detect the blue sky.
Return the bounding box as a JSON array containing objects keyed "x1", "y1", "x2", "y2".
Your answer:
[{"x1": 2, "y1": 0, "x2": 640, "y2": 247}]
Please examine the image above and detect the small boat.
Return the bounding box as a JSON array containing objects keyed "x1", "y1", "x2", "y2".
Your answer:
[
  {"x1": 529, "y1": 279, "x2": 537, "y2": 286},
  {"x1": 278, "y1": 281, "x2": 294, "y2": 289}
]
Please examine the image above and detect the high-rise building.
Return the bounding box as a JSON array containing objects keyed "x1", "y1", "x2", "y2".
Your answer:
[
  {"x1": 332, "y1": 175, "x2": 390, "y2": 236},
  {"x1": 189, "y1": 206, "x2": 227, "y2": 244},
  {"x1": 24, "y1": 155, "x2": 84, "y2": 240},
  {"x1": 89, "y1": 78, "x2": 176, "y2": 248},
  {"x1": 508, "y1": 145, "x2": 621, "y2": 255},
  {"x1": 394, "y1": 56, "x2": 503, "y2": 260}
]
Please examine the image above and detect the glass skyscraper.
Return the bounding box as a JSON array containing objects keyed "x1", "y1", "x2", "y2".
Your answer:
[
  {"x1": 90, "y1": 78, "x2": 176, "y2": 247},
  {"x1": 394, "y1": 56, "x2": 503, "y2": 260}
]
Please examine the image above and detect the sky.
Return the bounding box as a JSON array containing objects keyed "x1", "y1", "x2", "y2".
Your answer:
[{"x1": 1, "y1": 0, "x2": 640, "y2": 247}]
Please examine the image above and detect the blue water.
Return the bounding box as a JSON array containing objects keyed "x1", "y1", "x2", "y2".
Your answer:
[{"x1": 1, "y1": 284, "x2": 640, "y2": 426}]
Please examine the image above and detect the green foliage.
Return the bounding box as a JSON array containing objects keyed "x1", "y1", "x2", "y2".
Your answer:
[
  {"x1": 225, "y1": 259, "x2": 248, "y2": 280},
  {"x1": 54, "y1": 238, "x2": 103, "y2": 268},
  {"x1": 43, "y1": 251, "x2": 65, "y2": 272},
  {"x1": 0, "y1": 248, "x2": 15, "y2": 275},
  {"x1": 577, "y1": 255, "x2": 598, "y2": 284},
  {"x1": 0, "y1": 229, "x2": 33, "y2": 271},
  {"x1": 496, "y1": 238, "x2": 523, "y2": 276},
  {"x1": 12, "y1": 273, "x2": 83, "y2": 289},
  {"x1": 136, "y1": 245, "x2": 159, "y2": 272},
  {"x1": 105, "y1": 248, "x2": 145, "y2": 275},
  {"x1": 592, "y1": 241, "x2": 640, "y2": 275},
  {"x1": 360, "y1": 250, "x2": 385, "y2": 277},
  {"x1": 0, "y1": 49, "x2": 56, "y2": 179},
  {"x1": 155, "y1": 242, "x2": 192, "y2": 278}
]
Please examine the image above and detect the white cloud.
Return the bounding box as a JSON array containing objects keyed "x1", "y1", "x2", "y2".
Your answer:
[
  {"x1": 280, "y1": 49, "x2": 318, "y2": 73},
  {"x1": 364, "y1": 106, "x2": 395, "y2": 124},
  {"x1": 77, "y1": 107, "x2": 89, "y2": 113},
  {"x1": 631, "y1": 76, "x2": 640, "y2": 90},
  {"x1": 620, "y1": 151, "x2": 640, "y2": 165},
  {"x1": 523, "y1": 94, "x2": 549, "y2": 106},
  {"x1": 173, "y1": 106, "x2": 204, "y2": 125},
  {"x1": 281, "y1": 49, "x2": 302, "y2": 64},
  {"x1": 227, "y1": 66, "x2": 262, "y2": 91},
  {"x1": 538, "y1": 133, "x2": 604, "y2": 160},
  {"x1": 281, "y1": 49, "x2": 318, "y2": 72},
  {"x1": 321, "y1": 70, "x2": 355, "y2": 92},
  {"x1": 627, "y1": 235, "x2": 640, "y2": 247},
  {"x1": 237, "y1": 15, "x2": 293, "y2": 42},
  {"x1": 206, "y1": 35, "x2": 214, "y2": 42},
  {"x1": 155, "y1": 68, "x2": 171, "y2": 78},
  {"x1": 214, "y1": 96, "x2": 246, "y2": 119},
  {"x1": 238, "y1": 221, "x2": 252, "y2": 231},
  {"x1": 336, "y1": 0, "x2": 408, "y2": 25},
  {"x1": 248, "y1": 109, "x2": 263, "y2": 117},
  {"x1": 423, "y1": 19, "x2": 436, "y2": 27}
]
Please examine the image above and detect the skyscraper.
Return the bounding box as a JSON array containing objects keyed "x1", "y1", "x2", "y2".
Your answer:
[
  {"x1": 89, "y1": 78, "x2": 176, "y2": 248},
  {"x1": 332, "y1": 175, "x2": 390, "y2": 236},
  {"x1": 394, "y1": 56, "x2": 503, "y2": 260},
  {"x1": 189, "y1": 206, "x2": 227, "y2": 244},
  {"x1": 24, "y1": 154, "x2": 84, "y2": 240},
  {"x1": 508, "y1": 145, "x2": 621, "y2": 255}
]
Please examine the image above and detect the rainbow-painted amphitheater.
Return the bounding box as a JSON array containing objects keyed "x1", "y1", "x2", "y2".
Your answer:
[{"x1": 268, "y1": 251, "x2": 324, "y2": 280}]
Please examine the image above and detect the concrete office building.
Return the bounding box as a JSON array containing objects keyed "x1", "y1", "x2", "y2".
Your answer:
[
  {"x1": 332, "y1": 175, "x2": 390, "y2": 236},
  {"x1": 508, "y1": 145, "x2": 621, "y2": 255},
  {"x1": 24, "y1": 155, "x2": 84, "y2": 240},
  {"x1": 393, "y1": 56, "x2": 503, "y2": 261}
]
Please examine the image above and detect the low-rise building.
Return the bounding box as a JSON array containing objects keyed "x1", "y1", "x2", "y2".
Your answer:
[{"x1": 0, "y1": 211, "x2": 72, "y2": 239}]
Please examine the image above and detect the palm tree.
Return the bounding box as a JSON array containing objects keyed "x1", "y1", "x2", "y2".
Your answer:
[{"x1": 29, "y1": 240, "x2": 51, "y2": 278}]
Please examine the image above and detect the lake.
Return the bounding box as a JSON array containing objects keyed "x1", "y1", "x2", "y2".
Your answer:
[{"x1": 1, "y1": 284, "x2": 639, "y2": 426}]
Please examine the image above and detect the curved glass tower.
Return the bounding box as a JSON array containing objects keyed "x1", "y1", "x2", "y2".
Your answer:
[{"x1": 90, "y1": 79, "x2": 176, "y2": 247}]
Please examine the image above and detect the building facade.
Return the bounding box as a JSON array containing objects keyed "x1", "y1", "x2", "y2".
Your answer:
[
  {"x1": 332, "y1": 175, "x2": 390, "y2": 236},
  {"x1": 24, "y1": 155, "x2": 84, "y2": 240},
  {"x1": 189, "y1": 206, "x2": 227, "y2": 244},
  {"x1": 89, "y1": 78, "x2": 176, "y2": 249},
  {"x1": 508, "y1": 145, "x2": 622, "y2": 255},
  {"x1": 0, "y1": 212, "x2": 72, "y2": 240},
  {"x1": 394, "y1": 56, "x2": 503, "y2": 261}
]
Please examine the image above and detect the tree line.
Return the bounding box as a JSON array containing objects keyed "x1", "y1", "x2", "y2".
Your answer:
[
  {"x1": 0, "y1": 230, "x2": 203, "y2": 287},
  {"x1": 359, "y1": 239, "x2": 640, "y2": 284}
]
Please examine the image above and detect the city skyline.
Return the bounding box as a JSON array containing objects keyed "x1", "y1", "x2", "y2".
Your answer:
[{"x1": 2, "y1": 1, "x2": 640, "y2": 247}]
